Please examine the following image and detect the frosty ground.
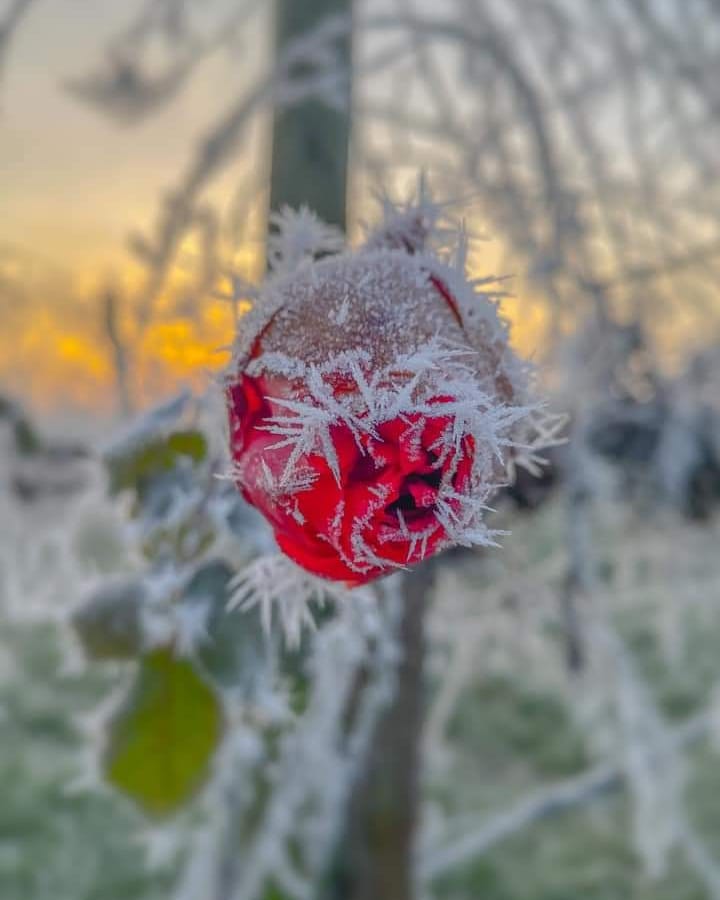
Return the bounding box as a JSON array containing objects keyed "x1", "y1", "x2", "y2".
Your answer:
[{"x1": 3, "y1": 457, "x2": 720, "y2": 900}]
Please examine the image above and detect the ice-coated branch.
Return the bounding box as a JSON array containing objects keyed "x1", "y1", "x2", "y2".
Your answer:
[
  {"x1": 355, "y1": 0, "x2": 720, "y2": 336},
  {"x1": 590, "y1": 615, "x2": 720, "y2": 898},
  {"x1": 66, "y1": 0, "x2": 264, "y2": 124},
  {"x1": 132, "y1": 11, "x2": 352, "y2": 333},
  {"x1": 100, "y1": 285, "x2": 133, "y2": 418},
  {"x1": 175, "y1": 580, "x2": 405, "y2": 900},
  {"x1": 420, "y1": 708, "x2": 711, "y2": 882}
]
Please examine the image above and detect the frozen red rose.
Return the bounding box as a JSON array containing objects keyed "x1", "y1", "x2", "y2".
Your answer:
[{"x1": 226, "y1": 204, "x2": 536, "y2": 584}]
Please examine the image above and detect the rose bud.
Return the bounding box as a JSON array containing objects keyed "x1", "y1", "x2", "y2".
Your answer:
[{"x1": 226, "y1": 201, "x2": 543, "y2": 585}]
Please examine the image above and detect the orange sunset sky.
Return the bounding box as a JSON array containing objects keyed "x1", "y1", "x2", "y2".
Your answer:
[
  {"x1": 1, "y1": 1, "x2": 268, "y2": 416},
  {"x1": 0, "y1": 1, "x2": 549, "y2": 421}
]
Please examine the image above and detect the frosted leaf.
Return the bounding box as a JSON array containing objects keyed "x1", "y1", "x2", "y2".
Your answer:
[
  {"x1": 102, "y1": 390, "x2": 191, "y2": 458},
  {"x1": 228, "y1": 554, "x2": 353, "y2": 648},
  {"x1": 172, "y1": 598, "x2": 211, "y2": 657}
]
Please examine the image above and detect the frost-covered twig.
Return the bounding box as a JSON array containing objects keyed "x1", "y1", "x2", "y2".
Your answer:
[
  {"x1": 132, "y1": 12, "x2": 352, "y2": 333},
  {"x1": 176, "y1": 578, "x2": 404, "y2": 900},
  {"x1": 420, "y1": 708, "x2": 711, "y2": 882}
]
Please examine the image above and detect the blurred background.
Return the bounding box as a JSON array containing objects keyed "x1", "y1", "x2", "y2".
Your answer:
[{"x1": 3, "y1": 1, "x2": 720, "y2": 898}]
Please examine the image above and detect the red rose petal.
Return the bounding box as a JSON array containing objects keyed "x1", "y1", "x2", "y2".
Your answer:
[
  {"x1": 405, "y1": 476, "x2": 438, "y2": 509},
  {"x1": 228, "y1": 367, "x2": 479, "y2": 583},
  {"x1": 430, "y1": 275, "x2": 463, "y2": 327}
]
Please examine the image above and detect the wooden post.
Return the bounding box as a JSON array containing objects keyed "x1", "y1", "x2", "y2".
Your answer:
[
  {"x1": 269, "y1": 6, "x2": 429, "y2": 897},
  {"x1": 270, "y1": 0, "x2": 352, "y2": 229}
]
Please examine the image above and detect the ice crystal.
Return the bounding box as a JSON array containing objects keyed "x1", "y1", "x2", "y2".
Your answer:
[
  {"x1": 172, "y1": 598, "x2": 212, "y2": 657},
  {"x1": 361, "y1": 175, "x2": 451, "y2": 254},
  {"x1": 228, "y1": 554, "x2": 356, "y2": 648},
  {"x1": 252, "y1": 337, "x2": 547, "y2": 568},
  {"x1": 228, "y1": 187, "x2": 557, "y2": 574},
  {"x1": 267, "y1": 205, "x2": 345, "y2": 275}
]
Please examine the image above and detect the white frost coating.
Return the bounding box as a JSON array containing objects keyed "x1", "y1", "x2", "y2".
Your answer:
[
  {"x1": 226, "y1": 190, "x2": 561, "y2": 581},
  {"x1": 267, "y1": 206, "x2": 345, "y2": 275},
  {"x1": 228, "y1": 188, "x2": 511, "y2": 380},
  {"x1": 255, "y1": 338, "x2": 547, "y2": 570},
  {"x1": 360, "y1": 174, "x2": 460, "y2": 257},
  {"x1": 228, "y1": 554, "x2": 355, "y2": 648},
  {"x1": 218, "y1": 579, "x2": 401, "y2": 900}
]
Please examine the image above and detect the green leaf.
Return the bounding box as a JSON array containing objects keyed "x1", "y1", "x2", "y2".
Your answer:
[
  {"x1": 72, "y1": 581, "x2": 145, "y2": 661},
  {"x1": 262, "y1": 885, "x2": 292, "y2": 900},
  {"x1": 106, "y1": 430, "x2": 207, "y2": 496},
  {"x1": 104, "y1": 649, "x2": 223, "y2": 817}
]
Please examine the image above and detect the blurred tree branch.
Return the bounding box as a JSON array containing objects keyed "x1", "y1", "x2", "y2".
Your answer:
[
  {"x1": 0, "y1": 0, "x2": 36, "y2": 86},
  {"x1": 421, "y1": 708, "x2": 711, "y2": 882}
]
